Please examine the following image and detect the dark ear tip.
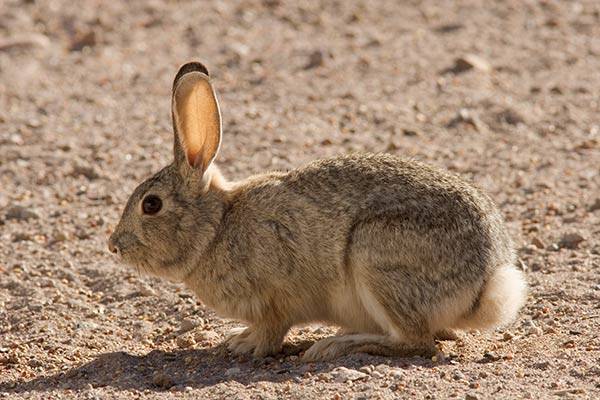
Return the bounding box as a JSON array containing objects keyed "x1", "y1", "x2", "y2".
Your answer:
[{"x1": 173, "y1": 62, "x2": 210, "y2": 88}]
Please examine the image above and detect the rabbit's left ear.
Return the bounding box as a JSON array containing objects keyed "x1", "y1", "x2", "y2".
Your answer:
[{"x1": 172, "y1": 62, "x2": 221, "y2": 175}]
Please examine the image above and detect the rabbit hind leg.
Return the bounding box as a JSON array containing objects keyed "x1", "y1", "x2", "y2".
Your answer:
[
  {"x1": 302, "y1": 332, "x2": 434, "y2": 362},
  {"x1": 302, "y1": 282, "x2": 436, "y2": 362}
]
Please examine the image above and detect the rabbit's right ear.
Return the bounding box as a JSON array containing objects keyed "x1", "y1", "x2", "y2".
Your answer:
[{"x1": 171, "y1": 62, "x2": 221, "y2": 177}]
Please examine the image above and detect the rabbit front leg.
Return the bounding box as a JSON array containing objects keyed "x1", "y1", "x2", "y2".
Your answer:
[{"x1": 226, "y1": 323, "x2": 289, "y2": 357}]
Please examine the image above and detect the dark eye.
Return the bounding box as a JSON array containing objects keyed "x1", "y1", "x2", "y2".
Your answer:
[{"x1": 142, "y1": 195, "x2": 162, "y2": 215}]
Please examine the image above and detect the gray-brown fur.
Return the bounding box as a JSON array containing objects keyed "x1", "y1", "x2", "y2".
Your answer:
[{"x1": 109, "y1": 62, "x2": 527, "y2": 361}]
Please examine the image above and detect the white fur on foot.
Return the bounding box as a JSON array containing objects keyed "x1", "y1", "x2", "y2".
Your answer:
[
  {"x1": 226, "y1": 326, "x2": 256, "y2": 355},
  {"x1": 225, "y1": 326, "x2": 283, "y2": 357}
]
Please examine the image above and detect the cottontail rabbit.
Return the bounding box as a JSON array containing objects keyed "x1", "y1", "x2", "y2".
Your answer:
[{"x1": 109, "y1": 62, "x2": 527, "y2": 361}]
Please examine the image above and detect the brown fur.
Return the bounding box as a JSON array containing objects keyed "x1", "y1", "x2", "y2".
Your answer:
[{"x1": 109, "y1": 62, "x2": 527, "y2": 361}]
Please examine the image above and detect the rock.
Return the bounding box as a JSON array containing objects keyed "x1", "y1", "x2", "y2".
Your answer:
[
  {"x1": 495, "y1": 108, "x2": 525, "y2": 126},
  {"x1": 152, "y1": 371, "x2": 174, "y2": 388},
  {"x1": 522, "y1": 319, "x2": 536, "y2": 328},
  {"x1": 12, "y1": 233, "x2": 32, "y2": 242},
  {"x1": 0, "y1": 354, "x2": 18, "y2": 365},
  {"x1": 371, "y1": 370, "x2": 384, "y2": 379},
  {"x1": 388, "y1": 368, "x2": 404, "y2": 379},
  {"x1": 402, "y1": 128, "x2": 420, "y2": 137},
  {"x1": 179, "y1": 318, "x2": 200, "y2": 333},
  {"x1": 225, "y1": 367, "x2": 240, "y2": 376},
  {"x1": 527, "y1": 326, "x2": 543, "y2": 336},
  {"x1": 375, "y1": 364, "x2": 390, "y2": 373},
  {"x1": 359, "y1": 365, "x2": 373, "y2": 374},
  {"x1": 466, "y1": 394, "x2": 479, "y2": 400},
  {"x1": 176, "y1": 335, "x2": 195, "y2": 348},
  {"x1": 194, "y1": 330, "x2": 220, "y2": 343},
  {"x1": 553, "y1": 388, "x2": 586, "y2": 396},
  {"x1": 557, "y1": 233, "x2": 585, "y2": 249},
  {"x1": 530, "y1": 262, "x2": 542, "y2": 271},
  {"x1": 444, "y1": 54, "x2": 491, "y2": 74},
  {"x1": 71, "y1": 164, "x2": 101, "y2": 180},
  {"x1": 331, "y1": 367, "x2": 368, "y2": 383},
  {"x1": 531, "y1": 237, "x2": 545, "y2": 249},
  {"x1": 0, "y1": 34, "x2": 50, "y2": 52},
  {"x1": 588, "y1": 198, "x2": 600, "y2": 212},
  {"x1": 69, "y1": 30, "x2": 97, "y2": 52},
  {"x1": 74, "y1": 229, "x2": 90, "y2": 240},
  {"x1": 483, "y1": 351, "x2": 501, "y2": 361},
  {"x1": 452, "y1": 370, "x2": 466, "y2": 380},
  {"x1": 138, "y1": 284, "x2": 156, "y2": 297},
  {"x1": 548, "y1": 243, "x2": 560, "y2": 252},
  {"x1": 503, "y1": 331, "x2": 514, "y2": 341},
  {"x1": 446, "y1": 108, "x2": 482, "y2": 131},
  {"x1": 228, "y1": 42, "x2": 249, "y2": 58},
  {"x1": 303, "y1": 50, "x2": 324, "y2": 70},
  {"x1": 532, "y1": 361, "x2": 550, "y2": 370},
  {"x1": 433, "y1": 23, "x2": 464, "y2": 34},
  {"x1": 5, "y1": 205, "x2": 39, "y2": 221}
]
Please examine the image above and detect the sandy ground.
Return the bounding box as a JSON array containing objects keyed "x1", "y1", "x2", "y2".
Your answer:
[{"x1": 1, "y1": 0, "x2": 600, "y2": 398}]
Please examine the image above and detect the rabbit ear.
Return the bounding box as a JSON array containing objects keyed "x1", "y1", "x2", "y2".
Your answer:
[{"x1": 171, "y1": 62, "x2": 221, "y2": 175}]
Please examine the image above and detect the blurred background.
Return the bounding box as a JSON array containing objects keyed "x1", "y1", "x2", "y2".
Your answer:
[{"x1": 1, "y1": 0, "x2": 599, "y2": 398}]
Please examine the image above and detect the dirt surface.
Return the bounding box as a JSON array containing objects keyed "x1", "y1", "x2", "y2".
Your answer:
[{"x1": 1, "y1": 0, "x2": 600, "y2": 398}]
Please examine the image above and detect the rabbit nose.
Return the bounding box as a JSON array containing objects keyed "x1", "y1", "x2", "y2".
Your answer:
[{"x1": 108, "y1": 236, "x2": 119, "y2": 255}]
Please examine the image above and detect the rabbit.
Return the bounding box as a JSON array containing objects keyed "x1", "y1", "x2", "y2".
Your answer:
[{"x1": 108, "y1": 61, "x2": 527, "y2": 362}]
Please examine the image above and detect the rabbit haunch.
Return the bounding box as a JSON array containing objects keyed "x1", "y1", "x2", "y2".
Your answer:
[{"x1": 109, "y1": 62, "x2": 527, "y2": 361}]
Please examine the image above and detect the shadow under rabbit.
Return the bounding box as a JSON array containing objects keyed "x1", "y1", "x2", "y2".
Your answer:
[{"x1": 0, "y1": 341, "x2": 449, "y2": 393}]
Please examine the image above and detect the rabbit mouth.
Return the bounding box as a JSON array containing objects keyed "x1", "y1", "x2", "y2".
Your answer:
[
  {"x1": 119, "y1": 245, "x2": 186, "y2": 278},
  {"x1": 119, "y1": 251, "x2": 152, "y2": 274},
  {"x1": 117, "y1": 242, "x2": 159, "y2": 275}
]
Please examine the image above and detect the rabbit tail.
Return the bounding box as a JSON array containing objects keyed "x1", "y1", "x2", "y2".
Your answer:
[{"x1": 456, "y1": 263, "x2": 527, "y2": 330}]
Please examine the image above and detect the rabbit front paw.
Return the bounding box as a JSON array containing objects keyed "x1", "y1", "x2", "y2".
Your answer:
[{"x1": 225, "y1": 326, "x2": 284, "y2": 358}]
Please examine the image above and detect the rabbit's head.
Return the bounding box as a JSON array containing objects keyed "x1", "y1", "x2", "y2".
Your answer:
[{"x1": 108, "y1": 62, "x2": 226, "y2": 280}]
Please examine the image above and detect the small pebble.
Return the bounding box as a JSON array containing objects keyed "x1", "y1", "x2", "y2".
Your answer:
[
  {"x1": 452, "y1": 371, "x2": 466, "y2": 380},
  {"x1": 388, "y1": 368, "x2": 404, "y2": 379},
  {"x1": 179, "y1": 318, "x2": 199, "y2": 333},
  {"x1": 588, "y1": 198, "x2": 600, "y2": 212},
  {"x1": 447, "y1": 54, "x2": 491, "y2": 74},
  {"x1": 375, "y1": 363, "x2": 390, "y2": 373},
  {"x1": 176, "y1": 335, "x2": 195, "y2": 348},
  {"x1": 371, "y1": 371, "x2": 384, "y2": 379},
  {"x1": 531, "y1": 237, "x2": 545, "y2": 249},
  {"x1": 194, "y1": 330, "x2": 220, "y2": 343},
  {"x1": 527, "y1": 326, "x2": 543, "y2": 336},
  {"x1": 138, "y1": 284, "x2": 156, "y2": 296},
  {"x1": 557, "y1": 232, "x2": 585, "y2": 249},
  {"x1": 4, "y1": 205, "x2": 39, "y2": 221},
  {"x1": 152, "y1": 371, "x2": 174, "y2": 388},
  {"x1": 359, "y1": 365, "x2": 373, "y2": 374},
  {"x1": 330, "y1": 367, "x2": 368, "y2": 383}
]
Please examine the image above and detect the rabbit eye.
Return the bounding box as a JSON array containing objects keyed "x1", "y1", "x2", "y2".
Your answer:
[{"x1": 142, "y1": 195, "x2": 162, "y2": 215}]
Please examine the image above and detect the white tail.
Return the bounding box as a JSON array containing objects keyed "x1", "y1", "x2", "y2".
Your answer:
[{"x1": 457, "y1": 264, "x2": 527, "y2": 330}]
